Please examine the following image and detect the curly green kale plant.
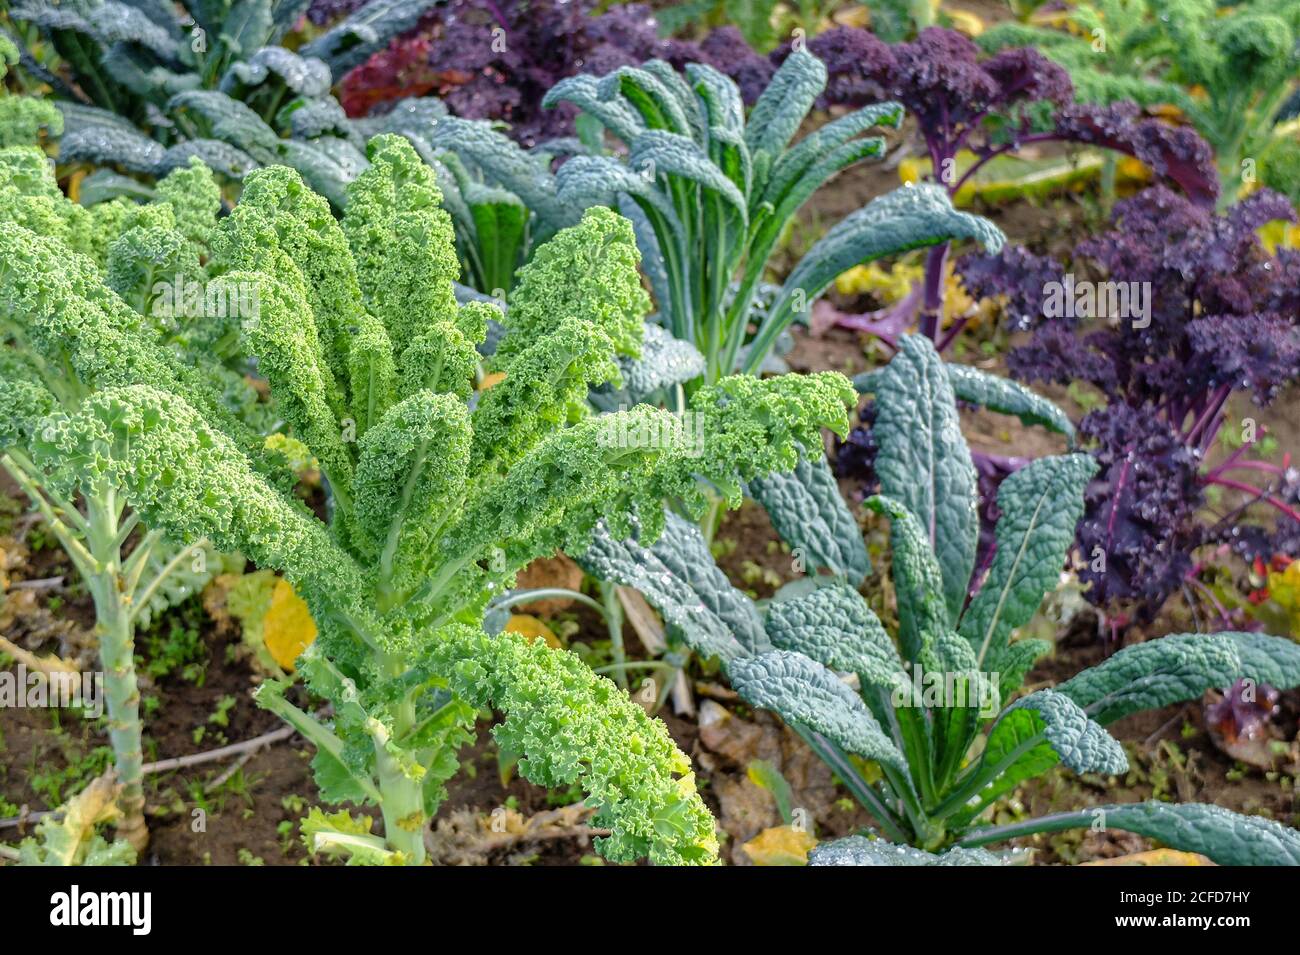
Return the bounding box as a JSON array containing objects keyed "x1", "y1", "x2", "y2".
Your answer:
[
  {"x1": 586, "y1": 335, "x2": 1300, "y2": 865},
  {"x1": 0, "y1": 141, "x2": 265, "y2": 852},
  {"x1": 425, "y1": 48, "x2": 1003, "y2": 384},
  {"x1": 981, "y1": 0, "x2": 1300, "y2": 205},
  {"x1": 13, "y1": 132, "x2": 859, "y2": 865}
]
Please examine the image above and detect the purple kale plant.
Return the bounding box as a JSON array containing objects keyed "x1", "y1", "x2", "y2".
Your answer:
[
  {"x1": 960, "y1": 186, "x2": 1300, "y2": 628},
  {"x1": 783, "y1": 26, "x2": 1219, "y2": 351},
  {"x1": 337, "y1": 0, "x2": 771, "y2": 144}
]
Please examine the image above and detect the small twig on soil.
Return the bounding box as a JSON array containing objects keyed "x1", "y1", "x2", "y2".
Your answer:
[
  {"x1": 203, "y1": 750, "x2": 257, "y2": 793},
  {"x1": 1143, "y1": 707, "x2": 1189, "y2": 748},
  {"x1": 140, "y1": 724, "x2": 295, "y2": 775},
  {"x1": 8, "y1": 575, "x2": 65, "y2": 591},
  {"x1": 477, "y1": 825, "x2": 613, "y2": 852},
  {"x1": 13, "y1": 512, "x2": 44, "y2": 535},
  {"x1": 0, "y1": 808, "x2": 61, "y2": 831}
]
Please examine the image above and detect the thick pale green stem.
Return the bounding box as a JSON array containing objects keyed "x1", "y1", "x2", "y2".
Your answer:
[
  {"x1": 372, "y1": 684, "x2": 427, "y2": 864},
  {"x1": 84, "y1": 485, "x2": 148, "y2": 853}
]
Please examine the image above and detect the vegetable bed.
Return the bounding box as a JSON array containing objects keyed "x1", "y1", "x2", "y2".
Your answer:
[{"x1": 1, "y1": 0, "x2": 1298, "y2": 873}]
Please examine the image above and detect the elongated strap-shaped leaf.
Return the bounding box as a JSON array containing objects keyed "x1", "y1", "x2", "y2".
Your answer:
[
  {"x1": 978, "y1": 690, "x2": 1127, "y2": 808},
  {"x1": 945, "y1": 363, "x2": 1075, "y2": 441},
  {"x1": 967, "y1": 801, "x2": 1300, "y2": 866},
  {"x1": 960, "y1": 453, "x2": 1096, "y2": 669},
  {"x1": 745, "y1": 48, "x2": 825, "y2": 159},
  {"x1": 216, "y1": 0, "x2": 275, "y2": 64},
  {"x1": 58, "y1": 125, "x2": 166, "y2": 174},
  {"x1": 425, "y1": 117, "x2": 572, "y2": 230},
  {"x1": 466, "y1": 184, "x2": 528, "y2": 295},
  {"x1": 220, "y1": 46, "x2": 333, "y2": 98},
  {"x1": 873, "y1": 335, "x2": 977, "y2": 623},
  {"x1": 764, "y1": 102, "x2": 904, "y2": 209},
  {"x1": 866, "y1": 495, "x2": 949, "y2": 663},
  {"x1": 811, "y1": 836, "x2": 1004, "y2": 866},
  {"x1": 751, "y1": 186, "x2": 1004, "y2": 366},
  {"x1": 684, "y1": 62, "x2": 745, "y2": 142},
  {"x1": 554, "y1": 155, "x2": 686, "y2": 240},
  {"x1": 627, "y1": 130, "x2": 747, "y2": 227},
  {"x1": 750, "y1": 450, "x2": 870, "y2": 585},
  {"x1": 54, "y1": 102, "x2": 142, "y2": 135},
  {"x1": 13, "y1": 1, "x2": 176, "y2": 60},
  {"x1": 729, "y1": 650, "x2": 906, "y2": 771},
  {"x1": 157, "y1": 139, "x2": 259, "y2": 179},
  {"x1": 300, "y1": 0, "x2": 442, "y2": 75},
  {"x1": 597, "y1": 66, "x2": 693, "y2": 137},
  {"x1": 750, "y1": 136, "x2": 889, "y2": 273},
  {"x1": 75, "y1": 170, "x2": 157, "y2": 205},
  {"x1": 285, "y1": 97, "x2": 352, "y2": 141},
  {"x1": 1071, "y1": 803, "x2": 1300, "y2": 866},
  {"x1": 576, "y1": 513, "x2": 765, "y2": 661},
  {"x1": 764, "y1": 580, "x2": 903, "y2": 689},
  {"x1": 544, "y1": 73, "x2": 646, "y2": 145},
  {"x1": 993, "y1": 638, "x2": 1052, "y2": 701},
  {"x1": 351, "y1": 95, "x2": 448, "y2": 143},
  {"x1": 100, "y1": 44, "x2": 200, "y2": 101},
  {"x1": 1058, "y1": 631, "x2": 1300, "y2": 726},
  {"x1": 636, "y1": 59, "x2": 704, "y2": 137},
  {"x1": 1227, "y1": 630, "x2": 1300, "y2": 689},
  {"x1": 168, "y1": 90, "x2": 282, "y2": 160}
]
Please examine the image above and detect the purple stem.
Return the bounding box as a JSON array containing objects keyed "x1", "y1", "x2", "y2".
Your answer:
[
  {"x1": 1183, "y1": 384, "x2": 1231, "y2": 445},
  {"x1": 918, "y1": 243, "x2": 949, "y2": 342},
  {"x1": 1205, "y1": 459, "x2": 1287, "y2": 481},
  {"x1": 1206, "y1": 476, "x2": 1300, "y2": 523}
]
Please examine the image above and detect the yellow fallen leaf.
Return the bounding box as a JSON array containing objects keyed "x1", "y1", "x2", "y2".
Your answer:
[
  {"x1": 898, "y1": 157, "x2": 925, "y2": 186},
  {"x1": 67, "y1": 169, "x2": 86, "y2": 204},
  {"x1": 947, "y1": 9, "x2": 985, "y2": 36},
  {"x1": 1082, "y1": 849, "x2": 1215, "y2": 866},
  {"x1": 263, "y1": 578, "x2": 318, "y2": 670},
  {"x1": 831, "y1": 4, "x2": 870, "y2": 28},
  {"x1": 479, "y1": 371, "x2": 507, "y2": 391},
  {"x1": 1259, "y1": 219, "x2": 1300, "y2": 254},
  {"x1": 741, "y1": 825, "x2": 817, "y2": 866},
  {"x1": 505, "y1": 613, "x2": 561, "y2": 649}
]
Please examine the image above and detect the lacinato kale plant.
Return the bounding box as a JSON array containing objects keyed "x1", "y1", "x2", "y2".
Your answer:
[
  {"x1": 432, "y1": 48, "x2": 1004, "y2": 384},
  {"x1": 334, "y1": 0, "x2": 773, "y2": 145},
  {"x1": 3, "y1": 131, "x2": 865, "y2": 865},
  {"x1": 783, "y1": 25, "x2": 1219, "y2": 350},
  {"x1": 0, "y1": 132, "x2": 265, "y2": 851},
  {"x1": 980, "y1": 0, "x2": 1300, "y2": 206},
  {"x1": 961, "y1": 186, "x2": 1300, "y2": 628},
  {"x1": 5, "y1": 0, "x2": 447, "y2": 206},
  {"x1": 586, "y1": 335, "x2": 1300, "y2": 864}
]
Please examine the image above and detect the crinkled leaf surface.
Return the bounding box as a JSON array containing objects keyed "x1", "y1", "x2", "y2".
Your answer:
[
  {"x1": 810, "y1": 836, "x2": 1004, "y2": 866},
  {"x1": 750, "y1": 450, "x2": 870, "y2": 586},
  {"x1": 944, "y1": 362, "x2": 1075, "y2": 441},
  {"x1": 873, "y1": 335, "x2": 978, "y2": 623},
  {"x1": 576, "y1": 512, "x2": 765, "y2": 661},
  {"x1": 729, "y1": 650, "x2": 905, "y2": 770},
  {"x1": 960, "y1": 453, "x2": 1096, "y2": 670},
  {"x1": 1058, "y1": 631, "x2": 1300, "y2": 726},
  {"x1": 764, "y1": 580, "x2": 902, "y2": 689}
]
